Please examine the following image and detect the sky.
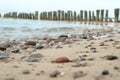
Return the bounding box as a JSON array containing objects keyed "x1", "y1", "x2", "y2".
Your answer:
[{"x1": 0, "y1": 0, "x2": 120, "y2": 17}]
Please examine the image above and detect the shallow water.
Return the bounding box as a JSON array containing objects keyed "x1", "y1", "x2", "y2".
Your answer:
[{"x1": 0, "y1": 18, "x2": 115, "y2": 40}]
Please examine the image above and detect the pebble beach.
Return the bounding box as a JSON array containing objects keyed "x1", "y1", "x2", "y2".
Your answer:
[{"x1": 0, "y1": 23, "x2": 120, "y2": 80}]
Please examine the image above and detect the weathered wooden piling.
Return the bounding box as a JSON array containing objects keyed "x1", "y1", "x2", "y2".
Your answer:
[
  {"x1": 29, "y1": 13, "x2": 33, "y2": 19},
  {"x1": 53, "y1": 11, "x2": 57, "y2": 20},
  {"x1": 48, "y1": 12, "x2": 52, "y2": 20},
  {"x1": 77, "y1": 15, "x2": 80, "y2": 21},
  {"x1": 89, "y1": 11, "x2": 92, "y2": 22},
  {"x1": 65, "y1": 12, "x2": 67, "y2": 21},
  {"x1": 96, "y1": 10, "x2": 100, "y2": 21},
  {"x1": 0, "y1": 13, "x2": 1, "y2": 17},
  {"x1": 35, "y1": 11, "x2": 38, "y2": 20},
  {"x1": 58, "y1": 10, "x2": 61, "y2": 20},
  {"x1": 74, "y1": 11, "x2": 76, "y2": 21},
  {"x1": 67, "y1": 11, "x2": 71, "y2": 21},
  {"x1": 84, "y1": 10, "x2": 88, "y2": 21},
  {"x1": 41, "y1": 12, "x2": 47, "y2": 20},
  {"x1": 105, "y1": 10, "x2": 108, "y2": 22},
  {"x1": 92, "y1": 11, "x2": 95, "y2": 22},
  {"x1": 101, "y1": 9, "x2": 104, "y2": 22},
  {"x1": 61, "y1": 11, "x2": 64, "y2": 20},
  {"x1": 40, "y1": 12, "x2": 43, "y2": 20},
  {"x1": 114, "y1": 8, "x2": 119, "y2": 22},
  {"x1": 70, "y1": 11, "x2": 73, "y2": 21},
  {"x1": 80, "y1": 10, "x2": 83, "y2": 21}
]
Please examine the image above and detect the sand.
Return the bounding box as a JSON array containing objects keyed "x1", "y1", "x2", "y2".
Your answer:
[{"x1": 0, "y1": 25, "x2": 120, "y2": 80}]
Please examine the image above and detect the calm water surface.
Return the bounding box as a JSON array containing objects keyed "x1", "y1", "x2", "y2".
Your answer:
[{"x1": 0, "y1": 18, "x2": 114, "y2": 39}]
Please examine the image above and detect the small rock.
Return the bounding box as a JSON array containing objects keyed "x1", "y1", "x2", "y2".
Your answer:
[
  {"x1": 11, "y1": 49, "x2": 20, "y2": 53},
  {"x1": 29, "y1": 59, "x2": 39, "y2": 62},
  {"x1": 115, "y1": 45, "x2": 120, "y2": 49},
  {"x1": 35, "y1": 42, "x2": 44, "y2": 49},
  {"x1": 55, "y1": 57, "x2": 70, "y2": 63},
  {"x1": 73, "y1": 71, "x2": 86, "y2": 79},
  {"x1": 49, "y1": 70, "x2": 60, "y2": 78},
  {"x1": 0, "y1": 55, "x2": 9, "y2": 59},
  {"x1": 106, "y1": 55, "x2": 118, "y2": 60},
  {"x1": 102, "y1": 70, "x2": 109, "y2": 75},
  {"x1": 22, "y1": 69, "x2": 30, "y2": 74},
  {"x1": 0, "y1": 47, "x2": 6, "y2": 51},
  {"x1": 59, "y1": 35, "x2": 68, "y2": 38},
  {"x1": 109, "y1": 39, "x2": 114, "y2": 41},
  {"x1": 100, "y1": 42, "x2": 105, "y2": 46},
  {"x1": 114, "y1": 66, "x2": 119, "y2": 70},
  {"x1": 92, "y1": 50, "x2": 97, "y2": 53},
  {"x1": 90, "y1": 47, "x2": 96, "y2": 50},
  {"x1": 25, "y1": 41, "x2": 36, "y2": 46},
  {"x1": 72, "y1": 62, "x2": 87, "y2": 67}
]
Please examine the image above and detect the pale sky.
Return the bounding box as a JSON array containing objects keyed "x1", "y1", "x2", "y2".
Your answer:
[{"x1": 0, "y1": 0, "x2": 120, "y2": 17}]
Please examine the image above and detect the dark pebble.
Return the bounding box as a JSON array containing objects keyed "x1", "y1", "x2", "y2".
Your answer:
[
  {"x1": 102, "y1": 70, "x2": 109, "y2": 75},
  {"x1": 11, "y1": 49, "x2": 20, "y2": 53},
  {"x1": 106, "y1": 55, "x2": 118, "y2": 60}
]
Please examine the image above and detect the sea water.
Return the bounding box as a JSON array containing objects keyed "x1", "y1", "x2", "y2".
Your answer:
[{"x1": 0, "y1": 18, "x2": 114, "y2": 39}]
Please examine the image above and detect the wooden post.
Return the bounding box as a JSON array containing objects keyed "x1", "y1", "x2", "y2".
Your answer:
[
  {"x1": 74, "y1": 11, "x2": 76, "y2": 21},
  {"x1": 80, "y1": 10, "x2": 83, "y2": 21},
  {"x1": 101, "y1": 9, "x2": 104, "y2": 22},
  {"x1": 35, "y1": 11, "x2": 38, "y2": 20},
  {"x1": 96, "y1": 10, "x2": 100, "y2": 21},
  {"x1": 29, "y1": 13, "x2": 32, "y2": 19},
  {"x1": 105, "y1": 10, "x2": 108, "y2": 22},
  {"x1": 62, "y1": 11, "x2": 64, "y2": 20},
  {"x1": 67, "y1": 11, "x2": 71, "y2": 21},
  {"x1": 58, "y1": 10, "x2": 61, "y2": 20},
  {"x1": 114, "y1": 8, "x2": 119, "y2": 22},
  {"x1": 65, "y1": 12, "x2": 67, "y2": 21},
  {"x1": 84, "y1": 10, "x2": 88, "y2": 21},
  {"x1": 53, "y1": 11, "x2": 57, "y2": 20},
  {"x1": 0, "y1": 13, "x2": 1, "y2": 17},
  {"x1": 92, "y1": 12, "x2": 95, "y2": 23},
  {"x1": 70, "y1": 11, "x2": 73, "y2": 21},
  {"x1": 18, "y1": 13, "x2": 22, "y2": 19},
  {"x1": 48, "y1": 12, "x2": 52, "y2": 20},
  {"x1": 40, "y1": 12, "x2": 43, "y2": 20},
  {"x1": 89, "y1": 11, "x2": 92, "y2": 22},
  {"x1": 77, "y1": 15, "x2": 80, "y2": 21}
]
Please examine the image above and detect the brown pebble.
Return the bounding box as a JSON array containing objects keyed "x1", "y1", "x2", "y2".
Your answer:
[{"x1": 55, "y1": 57, "x2": 70, "y2": 63}]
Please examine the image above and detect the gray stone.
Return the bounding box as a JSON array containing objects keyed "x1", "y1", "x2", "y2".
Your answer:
[
  {"x1": 72, "y1": 62, "x2": 87, "y2": 67},
  {"x1": 49, "y1": 70, "x2": 60, "y2": 78},
  {"x1": 0, "y1": 55, "x2": 9, "y2": 59}
]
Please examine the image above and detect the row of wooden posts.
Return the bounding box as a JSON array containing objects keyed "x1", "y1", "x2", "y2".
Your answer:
[{"x1": 0, "y1": 8, "x2": 120, "y2": 22}]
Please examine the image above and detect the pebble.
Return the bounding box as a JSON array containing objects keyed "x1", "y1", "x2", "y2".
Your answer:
[
  {"x1": 11, "y1": 49, "x2": 20, "y2": 53},
  {"x1": 22, "y1": 69, "x2": 30, "y2": 74},
  {"x1": 55, "y1": 57, "x2": 70, "y2": 63},
  {"x1": 115, "y1": 45, "x2": 120, "y2": 49},
  {"x1": 73, "y1": 71, "x2": 86, "y2": 79},
  {"x1": 35, "y1": 42, "x2": 44, "y2": 49},
  {"x1": 49, "y1": 70, "x2": 60, "y2": 78},
  {"x1": 90, "y1": 47, "x2": 96, "y2": 50},
  {"x1": 0, "y1": 55, "x2": 9, "y2": 59},
  {"x1": 102, "y1": 70, "x2": 109, "y2": 75},
  {"x1": 25, "y1": 41, "x2": 36, "y2": 46},
  {"x1": 72, "y1": 62, "x2": 87, "y2": 67},
  {"x1": 106, "y1": 55, "x2": 118, "y2": 60}
]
